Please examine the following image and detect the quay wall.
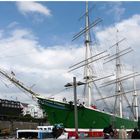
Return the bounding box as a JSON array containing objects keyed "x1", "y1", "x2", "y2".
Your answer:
[{"x1": 0, "y1": 120, "x2": 49, "y2": 131}]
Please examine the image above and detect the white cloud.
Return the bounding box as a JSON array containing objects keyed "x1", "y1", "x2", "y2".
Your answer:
[
  {"x1": 0, "y1": 13, "x2": 140, "y2": 111},
  {"x1": 7, "y1": 22, "x2": 19, "y2": 29},
  {"x1": 16, "y1": 1, "x2": 51, "y2": 17},
  {"x1": 107, "y1": 2, "x2": 125, "y2": 21},
  {"x1": 96, "y1": 14, "x2": 140, "y2": 53},
  {"x1": 0, "y1": 26, "x2": 85, "y2": 104}
]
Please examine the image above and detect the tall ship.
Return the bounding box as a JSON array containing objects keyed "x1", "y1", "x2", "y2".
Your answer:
[
  {"x1": 36, "y1": 2, "x2": 139, "y2": 130},
  {"x1": 0, "y1": 2, "x2": 138, "y2": 132}
]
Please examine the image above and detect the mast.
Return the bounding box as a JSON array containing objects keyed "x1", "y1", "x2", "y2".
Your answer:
[
  {"x1": 98, "y1": 30, "x2": 140, "y2": 119},
  {"x1": 115, "y1": 30, "x2": 123, "y2": 118},
  {"x1": 84, "y1": 1, "x2": 93, "y2": 107},
  {"x1": 70, "y1": 2, "x2": 104, "y2": 107}
]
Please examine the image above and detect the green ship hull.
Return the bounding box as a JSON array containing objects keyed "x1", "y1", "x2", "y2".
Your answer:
[{"x1": 37, "y1": 97, "x2": 137, "y2": 129}]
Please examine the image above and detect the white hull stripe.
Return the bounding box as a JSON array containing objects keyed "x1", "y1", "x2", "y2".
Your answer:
[
  {"x1": 65, "y1": 128, "x2": 134, "y2": 132},
  {"x1": 65, "y1": 128, "x2": 103, "y2": 132}
]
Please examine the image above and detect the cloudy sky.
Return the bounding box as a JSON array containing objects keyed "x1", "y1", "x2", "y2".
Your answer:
[{"x1": 0, "y1": 1, "x2": 140, "y2": 111}]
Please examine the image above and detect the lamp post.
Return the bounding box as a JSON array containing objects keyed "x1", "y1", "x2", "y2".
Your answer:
[
  {"x1": 73, "y1": 77, "x2": 78, "y2": 137},
  {"x1": 65, "y1": 77, "x2": 85, "y2": 138}
]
